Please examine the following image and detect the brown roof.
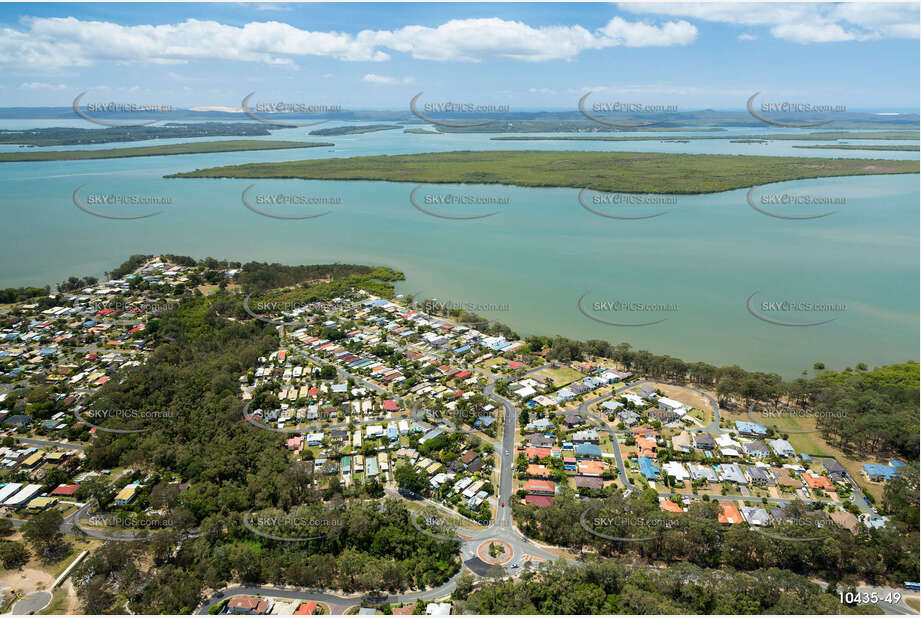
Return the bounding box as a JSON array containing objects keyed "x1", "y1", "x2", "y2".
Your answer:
[
  {"x1": 573, "y1": 476, "x2": 603, "y2": 490},
  {"x1": 775, "y1": 469, "x2": 802, "y2": 488},
  {"x1": 525, "y1": 494, "x2": 554, "y2": 507},
  {"x1": 227, "y1": 597, "x2": 260, "y2": 610},
  {"x1": 830, "y1": 510, "x2": 859, "y2": 533}
]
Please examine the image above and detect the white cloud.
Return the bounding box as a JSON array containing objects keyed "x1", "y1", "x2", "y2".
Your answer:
[
  {"x1": 362, "y1": 73, "x2": 414, "y2": 85},
  {"x1": 737, "y1": 33, "x2": 757, "y2": 41},
  {"x1": 19, "y1": 81, "x2": 68, "y2": 90},
  {"x1": 619, "y1": 2, "x2": 919, "y2": 43},
  {"x1": 598, "y1": 16, "x2": 697, "y2": 47},
  {"x1": 0, "y1": 15, "x2": 698, "y2": 70}
]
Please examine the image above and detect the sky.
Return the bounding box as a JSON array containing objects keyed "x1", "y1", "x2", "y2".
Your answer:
[{"x1": 0, "y1": 2, "x2": 918, "y2": 111}]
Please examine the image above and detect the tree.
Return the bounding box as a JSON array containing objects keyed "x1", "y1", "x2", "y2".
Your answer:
[
  {"x1": 0, "y1": 541, "x2": 30, "y2": 569},
  {"x1": 394, "y1": 464, "x2": 428, "y2": 495},
  {"x1": 21, "y1": 510, "x2": 64, "y2": 559},
  {"x1": 76, "y1": 476, "x2": 114, "y2": 508}
]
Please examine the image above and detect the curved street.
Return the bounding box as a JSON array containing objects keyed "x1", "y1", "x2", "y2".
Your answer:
[{"x1": 195, "y1": 341, "x2": 908, "y2": 615}]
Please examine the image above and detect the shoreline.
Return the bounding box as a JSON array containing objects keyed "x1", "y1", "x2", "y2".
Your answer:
[{"x1": 164, "y1": 150, "x2": 920, "y2": 195}]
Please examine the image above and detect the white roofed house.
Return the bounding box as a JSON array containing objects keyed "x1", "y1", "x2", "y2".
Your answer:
[
  {"x1": 662, "y1": 461, "x2": 690, "y2": 482},
  {"x1": 688, "y1": 464, "x2": 719, "y2": 483},
  {"x1": 717, "y1": 463, "x2": 748, "y2": 485},
  {"x1": 306, "y1": 432, "x2": 324, "y2": 446},
  {"x1": 623, "y1": 394, "x2": 645, "y2": 407},
  {"x1": 365, "y1": 424, "x2": 384, "y2": 438},
  {"x1": 656, "y1": 397, "x2": 687, "y2": 415},
  {"x1": 514, "y1": 385, "x2": 537, "y2": 399}
]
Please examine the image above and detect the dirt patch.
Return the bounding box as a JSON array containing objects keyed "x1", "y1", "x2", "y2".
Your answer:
[
  {"x1": 861, "y1": 165, "x2": 901, "y2": 172},
  {"x1": 64, "y1": 580, "x2": 80, "y2": 614},
  {"x1": 6, "y1": 564, "x2": 54, "y2": 593},
  {"x1": 650, "y1": 383, "x2": 714, "y2": 412}
]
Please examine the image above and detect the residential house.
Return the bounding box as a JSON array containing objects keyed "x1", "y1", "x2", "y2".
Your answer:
[
  {"x1": 717, "y1": 463, "x2": 748, "y2": 485},
  {"x1": 527, "y1": 434, "x2": 556, "y2": 448},
  {"x1": 671, "y1": 431, "x2": 693, "y2": 454},
  {"x1": 734, "y1": 421, "x2": 768, "y2": 437},
  {"x1": 649, "y1": 407, "x2": 679, "y2": 424},
  {"x1": 572, "y1": 428, "x2": 599, "y2": 444},
  {"x1": 769, "y1": 439, "x2": 796, "y2": 458},
  {"x1": 662, "y1": 461, "x2": 690, "y2": 483},
  {"x1": 656, "y1": 397, "x2": 687, "y2": 415},
  {"x1": 746, "y1": 465, "x2": 775, "y2": 486},
  {"x1": 863, "y1": 463, "x2": 900, "y2": 482},
  {"x1": 577, "y1": 460, "x2": 606, "y2": 477},
  {"x1": 740, "y1": 506, "x2": 772, "y2": 526},
  {"x1": 743, "y1": 440, "x2": 771, "y2": 459},
  {"x1": 574, "y1": 443, "x2": 602, "y2": 459},
  {"x1": 688, "y1": 463, "x2": 718, "y2": 483},
  {"x1": 574, "y1": 476, "x2": 604, "y2": 491},
  {"x1": 114, "y1": 482, "x2": 140, "y2": 506},
  {"x1": 659, "y1": 498, "x2": 683, "y2": 514},
  {"x1": 822, "y1": 459, "x2": 848, "y2": 482},
  {"x1": 718, "y1": 502, "x2": 744, "y2": 524},
  {"x1": 830, "y1": 510, "x2": 859, "y2": 534},
  {"x1": 803, "y1": 472, "x2": 835, "y2": 491},
  {"x1": 638, "y1": 457, "x2": 659, "y2": 481},
  {"x1": 524, "y1": 479, "x2": 555, "y2": 496},
  {"x1": 694, "y1": 433, "x2": 716, "y2": 451}
]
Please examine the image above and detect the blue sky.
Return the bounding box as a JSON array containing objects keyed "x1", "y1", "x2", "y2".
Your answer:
[{"x1": 0, "y1": 2, "x2": 918, "y2": 110}]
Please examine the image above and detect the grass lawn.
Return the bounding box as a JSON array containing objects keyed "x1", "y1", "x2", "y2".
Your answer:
[
  {"x1": 905, "y1": 597, "x2": 919, "y2": 612},
  {"x1": 476, "y1": 357, "x2": 504, "y2": 370},
  {"x1": 534, "y1": 366, "x2": 583, "y2": 387},
  {"x1": 686, "y1": 407, "x2": 711, "y2": 425},
  {"x1": 167, "y1": 150, "x2": 920, "y2": 194},
  {"x1": 38, "y1": 586, "x2": 69, "y2": 615}
]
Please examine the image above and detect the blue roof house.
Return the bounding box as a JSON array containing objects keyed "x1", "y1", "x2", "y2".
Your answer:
[{"x1": 638, "y1": 457, "x2": 659, "y2": 480}]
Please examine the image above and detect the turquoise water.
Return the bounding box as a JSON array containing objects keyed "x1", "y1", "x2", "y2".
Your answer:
[{"x1": 0, "y1": 122, "x2": 917, "y2": 376}]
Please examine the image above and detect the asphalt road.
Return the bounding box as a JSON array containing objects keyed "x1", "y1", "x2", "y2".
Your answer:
[
  {"x1": 10, "y1": 436, "x2": 85, "y2": 451},
  {"x1": 11, "y1": 590, "x2": 52, "y2": 614},
  {"x1": 196, "y1": 325, "x2": 906, "y2": 615}
]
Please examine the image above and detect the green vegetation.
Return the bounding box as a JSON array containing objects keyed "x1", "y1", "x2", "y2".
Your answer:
[
  {"x1": 793, "y1": 144, "x2": 919, "y2": 151},
  {"x1": 308, "y1": 124, "x2": 401, "y2": 136},
  {"x1": 453, "y1": 561, "x2": 879, "y2": 614},
  {"x1": 0, "y1": 122, "x2": 277, "y2": 146},
  {"x1": 65, "y1": 263, "x2": 454, "y2": 613},
  {"x1": 235, "y1": 262, "x2": 402, "y2": 296},
  {"x1": 168, "y1": 150, "x2": 919, "y2": 195},
  {"x1": 492, "y1": 130, "x2": 919, "y2": 142},
  {"x1": 404, "y1": 128, "x2": 441, "y2": 134},
  {"x1": 526, "y1": 332, "x2": 919, "y2": 461},
  {"x1": 0, "y1": 140, "x2": 331, "y2": 162},
  {"x1": 0, "y1": 285, "x2": 49, "y2": 303},
  {"x1": 513, "y1": 483, "x2": 919, "y2": 587}
]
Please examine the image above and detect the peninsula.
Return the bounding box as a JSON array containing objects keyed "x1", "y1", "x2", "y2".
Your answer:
[
  {"x1": 0, "y1": 140, "x2": 332, "y2": 162},
  {"x1": 167, "y1": 150, "x2": 920, "y2": 194}
]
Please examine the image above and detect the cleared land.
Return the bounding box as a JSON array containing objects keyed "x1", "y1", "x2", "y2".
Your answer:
[
  {"x1": 168, "y1": 150, "x2": 920, "y2": 194},
  {"x1": 0, "y1": 140, "x2": 332, "y2": 162}
]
